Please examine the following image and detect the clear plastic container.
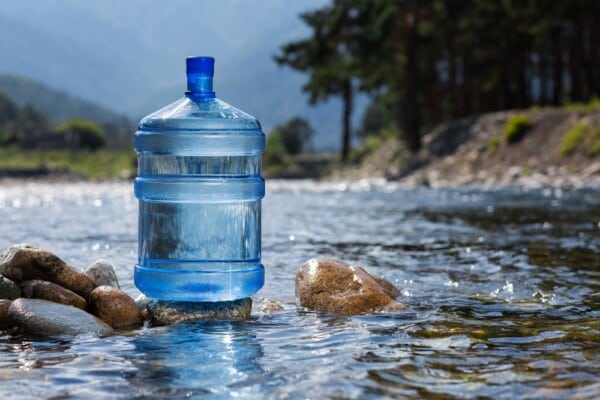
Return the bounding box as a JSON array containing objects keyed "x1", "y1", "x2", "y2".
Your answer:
[{"x1": 134, "y1": 56, "x2": 265, "y2": 302}]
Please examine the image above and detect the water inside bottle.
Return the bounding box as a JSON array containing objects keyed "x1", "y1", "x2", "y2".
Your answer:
[{"x1": 134, "y1": 56, "x2": 265, "y2": 302}]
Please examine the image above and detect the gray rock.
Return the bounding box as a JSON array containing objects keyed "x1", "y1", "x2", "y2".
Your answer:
[
  {"x1": 84, "y1": 260, "x2": 120, "y2": 289},
  {"x1": 88, "y1": 286, "x2": 144, "y2": 329},
  {"x1": 8, "y1": 298, "x2": 113, "y2": 337},
  {"x1": 0, "y1": 299, "x2": 13, "y2": 329},
  {"x1": 257, "y1": 297, "x2": 285, "y2": 314},
  {"x1": 144, "y1": 298, "x2": 252, "y2": 326},
  {"x1": 295, "y1": 258, "x2": 405, "y2": 315},
  {"x1": 0, "y1": 244, "x2": 96, "y2": 297},
  {"x1": 0, "y1": 274, "x2": 20, "y2": 300},
  {"x1": 21, "y1": 280, "x2": 87, "y2": 310}
]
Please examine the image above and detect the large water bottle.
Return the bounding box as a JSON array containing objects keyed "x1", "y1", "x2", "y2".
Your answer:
[{"x1": 134, "y1": 56, "x2": 265, "y2": 302}]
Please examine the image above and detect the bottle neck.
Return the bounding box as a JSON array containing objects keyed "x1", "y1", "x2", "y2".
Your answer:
[{"x1": 186, "y1": 73, "x2": 215, "y2": 98}]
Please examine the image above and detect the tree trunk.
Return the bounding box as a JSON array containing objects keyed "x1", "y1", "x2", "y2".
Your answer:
[
  {"x1": 569, "y1": 21, "x2": 584, "y2": 102},
  {"x1": 403, "y1": 4, "x2": 421, "y2": 153},
  {"x1": 552, "y1": 26, "x2": 564, "y2": 105},
  {"x1": 539, "y1": 45, "x2": 549, "y2": 105},
  {"x1": 340, "y1": 78, "x2": 352, "y2": 162}
]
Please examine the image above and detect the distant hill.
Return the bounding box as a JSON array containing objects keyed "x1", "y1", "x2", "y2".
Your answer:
[{"x1": 0, "y1": 75, "x2": 129, "y2": 125}]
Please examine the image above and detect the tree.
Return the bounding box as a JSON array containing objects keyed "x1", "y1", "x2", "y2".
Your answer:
[
  {"x1": 57, "y1": 118, "x2": 107, "y2": 151},
  {"x1": 266, "y1": 117, "x2": 314, "y2": 156},
  {"x1": 274, "y1": 2, "x2": 355, "y2": 162},
  {"x1": 279, "y1": 0, "x2": 600, "y2": 157}
]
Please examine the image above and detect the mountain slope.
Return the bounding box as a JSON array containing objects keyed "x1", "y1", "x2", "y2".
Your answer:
[{"x1": 0, "y1": 75, "x2": 129, "y2": 125}]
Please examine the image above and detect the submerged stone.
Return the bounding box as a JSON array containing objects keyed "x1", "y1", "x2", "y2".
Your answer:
[
  {"x1": 21, "y1": 280, "x2": 87, "y2": 309},
  {"x1": 0, "y1": 299, "x2": 13, "y2": 329},
  {"x1": 8, "y1": 298, "x2": 113, "y2": 337},
  {"x1": 88, "y1": 286, "x2": 144, "y2": 329},
  {"x1": 144, "y1": 297, "x2": 253, "y2": 326},
  {"x1": 295, "y1": 259, "x2": 405, "y2": 315},
  {"x1": 0, "y1": 274, "x2": 20, "y2": 300},
  {"x1": 84, "y1": 260, "x2": 120, "y2": 289},
  {"x1": 258, "y1": 297, "x2": 285, "y2": 314},
  {"x1": 0, "y1": 244, "x2": 96, "y2": 298}
]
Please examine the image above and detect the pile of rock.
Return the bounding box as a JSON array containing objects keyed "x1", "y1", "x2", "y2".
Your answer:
[
  {"x1": 0, "y1": 244, "x2": 142, "y2": 336},
  {"x1": 0, "y1": 244, "x2": 405, "y2": 338}
]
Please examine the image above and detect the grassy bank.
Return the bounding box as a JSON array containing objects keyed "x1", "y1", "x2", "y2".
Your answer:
[{"x1": 0, "y1": 148, "x2": 136, "y2": 180}]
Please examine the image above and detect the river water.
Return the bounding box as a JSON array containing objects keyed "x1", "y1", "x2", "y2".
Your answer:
[{"x1": 0, "y1": 180, "x2": 598, "y2": 399}]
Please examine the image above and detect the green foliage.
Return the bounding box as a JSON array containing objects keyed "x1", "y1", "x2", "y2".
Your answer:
[
  {"x1": 270, "y1": 117, "x2": 314, "y2": 155},
  {"x1": 277, "y1": 0, "x2": 599, "y2": 155},
  {"x1": 503, "y1": 115, "x2": 531, "y2": 144},
  {"x1": 586, "y1": 127, "x2": 600, "y2": 157},
  {"x1": 57, "y1": 118, "x2": 107, "y2": 151},
  {"x1": 350, "y1": 135, "x2": 384, "y2": 163},
  {"x1": 566, "y1": 97, "x2": 600, "y2": 114},
  {"x1": 264, "y1": 129, "x2": 292, "y2": 169},
  {"x1": 559, "y1": 123, "x2": 587, "y2": 156},
  {"x1": 0, "y1": 149, "x2": 135, "y2": 180},
  {"x1": 488, "y1": 137, "x2": 500, "y2": 153},
  {"x1": 358, "y1": 99, "x2": 395, "y2": 139}
]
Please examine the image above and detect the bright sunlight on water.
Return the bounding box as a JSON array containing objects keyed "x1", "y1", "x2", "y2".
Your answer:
[{"x1": 0, "y1": 180, "x2": 599, "y2": 399}]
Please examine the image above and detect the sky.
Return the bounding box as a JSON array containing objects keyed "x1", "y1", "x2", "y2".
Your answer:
[{"x1": 0, "y1": 0, "x2": 362, "y2": 149}]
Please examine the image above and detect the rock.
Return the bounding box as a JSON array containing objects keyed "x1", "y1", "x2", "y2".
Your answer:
[
  {"x1": 295, "y1": 259, "x2": 405, "y2": 315},
  {"x1": 144, "y1": 298, "x2": 252, "y2": 326},
  {"x1": 0, "y1": 275, "x2": 20, "y2": 300},
  {"x1": 8, "y1": 298, "x2": 113, "y2": 337},
  {"x1": 84, "y1": 260, "x2": 120, "y2": 289},
  {"x1": 88, "y1": 286, "x2": 144, "y2": 329},
  {"x1": 258, "y1": 297, "x2": 285, "y2": 314},
  {"x1": 0, "y1": 244, "x2": 96, "y2": 298},
  {"x1": 0, "y1": 299, "x2": 13, "y2": 329},
  {"x1": 21, "y1": 280, "x2": 87, "y2": 310}
]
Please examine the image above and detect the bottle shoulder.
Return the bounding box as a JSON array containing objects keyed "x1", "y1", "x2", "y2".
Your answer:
[{"x1": 139, "y1": 96, "x2": 261, "y2": 131}]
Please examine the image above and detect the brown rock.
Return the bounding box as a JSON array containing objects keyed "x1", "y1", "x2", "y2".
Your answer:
[
  {"x1": 0, "y1": 299, "x2": 13, "y2": 329},
  {"x1": 8, "y1": 298, "x2": 113, "y2": 337},
  {"x1": 295, "y1": 259, "x2": 404, "y2": 315},
  {"x1": 0, "y1": 274, "x2": 20, "y2": 300},
  {"x1": 0, "y1": 244, "x2": 96, "y2": 298},
  {"x1": 88, "y1": 286, "x2": 144, "y2": 329},
  {"x1": 21, "y1": 280, "x2": 87, "y2": 310}
]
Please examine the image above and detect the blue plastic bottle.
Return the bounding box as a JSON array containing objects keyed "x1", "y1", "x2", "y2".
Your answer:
[{"x1": 134, "y1": 56, "x2": 265, "y2": 302}]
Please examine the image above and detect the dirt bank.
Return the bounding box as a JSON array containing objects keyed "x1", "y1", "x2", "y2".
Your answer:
[{"x1": 339, "y1": 107, "x2": 600, "y2": 187}]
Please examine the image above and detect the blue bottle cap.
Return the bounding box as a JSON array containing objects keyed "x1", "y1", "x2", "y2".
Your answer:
[{"x1": 186, "y1": 56, "x2": 214, "y2": 76}]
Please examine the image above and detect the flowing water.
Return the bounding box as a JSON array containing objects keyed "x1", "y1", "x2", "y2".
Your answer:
[{"x1": 0, "y1": 180, "x2": 598, "y2": 399}]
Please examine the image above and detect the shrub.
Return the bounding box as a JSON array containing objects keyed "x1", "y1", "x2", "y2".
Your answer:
[
  {"x1": 57, "y1": 118, "x2": 107, "y2": 151},
  {"x1": 566, "y1": 97, "x2": 600, "y2": 114},
  {"x1": 503, "y1": 114, "x2": 531, "y2": 144},
  {"x1": 587, "y1": 127, "x2": 600, "y2": 157},
  {"x1": 559, "y1": 122, "x2": 587, "y2": 156}
]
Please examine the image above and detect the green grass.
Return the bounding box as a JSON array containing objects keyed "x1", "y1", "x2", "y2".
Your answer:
[
  {"x1": 0, "y1": 148, "x2": 136, "y2": 179},
  {"x1": 503, "y1": 114, "x2": 531, "y2": 144},
  {"x1": 559, "y1": 123, "x2": 587, "y2": 156},
  {"x1": 566, "y1": 97, "x2": 600, "y2": 114},
  {"x1": 558, "y1": 122, "x2": 600, "y2": 158},
  {"x1": 587, "y1": 127, "x2": 600, "y2": 157}
]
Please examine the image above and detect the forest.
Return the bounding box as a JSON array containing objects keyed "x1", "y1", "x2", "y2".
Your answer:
[{"x1": 276, "y1": 0, "x2": 600, "y2": 161}]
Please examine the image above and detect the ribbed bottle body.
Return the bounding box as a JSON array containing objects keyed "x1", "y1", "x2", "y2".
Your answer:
[{"x1": 134, "y1": 101, "x2": 265, "y2": 301}]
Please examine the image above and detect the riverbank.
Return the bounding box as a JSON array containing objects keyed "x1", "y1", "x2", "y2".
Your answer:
[
  {"x1": 335, "y1": 106, "x2": 600, "y2": 188},
  {"x1": 1, "y1": 105, "x2": 599, "y2": 188},
  {"x1": 0, "y1": 149, "x2": 135, "y2": 180}
]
